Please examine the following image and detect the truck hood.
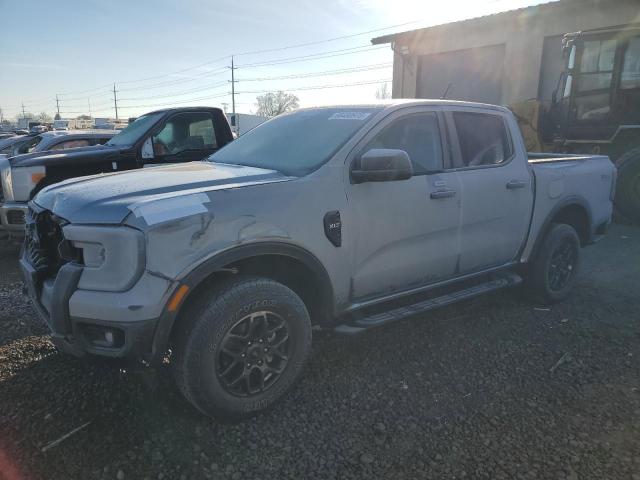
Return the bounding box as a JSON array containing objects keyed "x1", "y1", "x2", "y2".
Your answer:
[
  {"x1": 9, "y1": 144, "x2": 126, "y2": 168},
  {"x1": 34, "y1": 161, "x2": 290, "y2": 224}
]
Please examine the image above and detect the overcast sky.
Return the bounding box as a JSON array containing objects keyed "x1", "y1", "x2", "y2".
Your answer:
[{"x1": 0, "y1": 0, "x2": 551, "y2": 120}]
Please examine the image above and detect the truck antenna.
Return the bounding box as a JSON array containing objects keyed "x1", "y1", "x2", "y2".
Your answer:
[{"x1": 441, "y1": 83, "x2": 453, "y2": 99}]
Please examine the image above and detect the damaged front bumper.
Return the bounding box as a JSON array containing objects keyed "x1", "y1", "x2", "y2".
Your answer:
[{"x1": 20, "y1": 251, "x2": 176, "y2": 363}]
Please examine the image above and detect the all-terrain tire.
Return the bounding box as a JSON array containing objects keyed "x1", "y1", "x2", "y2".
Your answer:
[
  {"x1": 525, "y1": 223, "x2": 581, "y2": 304},
  {"x1": 171, "y1": 275, "x2": 312, "y2": 420}
]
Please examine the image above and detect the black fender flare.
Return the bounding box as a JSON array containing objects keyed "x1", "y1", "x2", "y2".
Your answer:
[
  {"x1": 528, "y1": 196, "x2": 594, "y2": 263},
  {"x1": 148, "y1": 242, "x2": 334, "y2": 363}
]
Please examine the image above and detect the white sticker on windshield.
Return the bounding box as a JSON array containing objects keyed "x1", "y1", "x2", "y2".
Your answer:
[{"x1": 328, "y1": 112, "x2": 371, "y2": 121}]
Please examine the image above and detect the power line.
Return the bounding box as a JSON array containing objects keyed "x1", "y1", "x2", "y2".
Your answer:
[
  {"x1": 237, "y1": 62, "x2": 392, "y2": 82},
  {"x1": 116, "y1": 91, "x2": 230, "y2": 110},
  {"x1": 117, "y1": 81, "x2": 228, "y2": 102},
  {"x1": 232, "y1": 19, "x2": 420, "y2": 57},
  {"x1": 237, "y1": 78, "x2": 392, "y2": 95},
  {"x1": 115, "y1": 55, "x2": 231, "y2": 86},
  {"x1": 236, "y1": 45, "x2": 386, "y2": 68},
  {"x1": 118, "y1": 67, "x2": 229, "y2": 92}
]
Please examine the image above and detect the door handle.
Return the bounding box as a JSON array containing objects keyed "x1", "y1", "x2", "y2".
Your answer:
[
  {"x1": 506, "y1": 180, "x2": 527, "y2": 190},
  {"x1": 430, "y1": 189, "x2": 456, "y2": 199}
]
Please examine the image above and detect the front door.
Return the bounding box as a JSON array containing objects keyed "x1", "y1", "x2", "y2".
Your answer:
[
  {"x1": 447, "y1": 108, "x2": 533, "y2": 273},
  {"x1": 346, "y1": 108, "x2": 461, "y2": 301}
]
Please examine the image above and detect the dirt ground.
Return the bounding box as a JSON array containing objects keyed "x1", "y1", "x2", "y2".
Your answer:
[{"x1": 0, "y1": 225, "x2": 639, "y2": 480}]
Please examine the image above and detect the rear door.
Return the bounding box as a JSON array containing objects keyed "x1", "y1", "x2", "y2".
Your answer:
[
  {"x1": 145, "y1": 111, "x2": 220, "y2": 165},
  {"x1": 446, "y1": 108, "x2": 533, "y2": 272},
  {"x1": 346, "y1": 107, "x2": 461, "y2": 300}
]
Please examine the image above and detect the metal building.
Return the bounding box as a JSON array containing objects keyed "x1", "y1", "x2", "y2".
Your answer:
[{"x1": 372, "y1": 0, "x2": 640, "y2": 106}]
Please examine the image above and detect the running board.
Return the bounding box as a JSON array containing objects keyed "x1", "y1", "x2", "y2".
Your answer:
[{"x1": 334, "y1": 272, "x2": 522, "y2": 335}]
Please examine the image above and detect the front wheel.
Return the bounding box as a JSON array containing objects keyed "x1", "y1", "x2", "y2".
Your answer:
[
  {"x1": 525, "y1": 223, "x2": 581, "y2": 304},
  {"x1": 171, "y1": 276, "x2": 312, "y2": 419}
]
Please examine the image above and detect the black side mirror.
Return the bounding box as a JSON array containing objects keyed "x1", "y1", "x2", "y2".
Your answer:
[{"x1": 351, "y1": 148, "x2": 413, "y2": 184}]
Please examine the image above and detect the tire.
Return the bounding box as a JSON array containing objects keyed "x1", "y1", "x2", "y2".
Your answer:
[
  {"x1": 525, "y1": 223, "x2": 581, "y2": 304},
  {"x1": 171, "y1": 275, "x2": 312, "y2": 420},
  {"x1": 614, "y1": 147, "x2": 640, "y2": 225}
]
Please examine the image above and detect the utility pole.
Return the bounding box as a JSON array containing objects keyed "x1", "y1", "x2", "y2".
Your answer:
[
  {"x1": 221, "y1": 102, "x2": 229, "y2": 113},
  {"x1": 88, "y1": 98, "x2": 92, "y2": 117},
  {"x1": 230, "y1": 56, "x2": 236, "y2": 116},
  {"x1": 55, "y1": 94, "x2": 60, "y2": 118},
  {"x1": 21, "y1": 102, "x2": 26, "y2": 119},
  {"x1": 113, "y1": 83, "x2": 119, "y2": 120}
]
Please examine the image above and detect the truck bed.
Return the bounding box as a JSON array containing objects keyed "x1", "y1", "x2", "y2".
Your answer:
[{"x1": 521, "y1": 151, "x2": 615, "y2": 262}]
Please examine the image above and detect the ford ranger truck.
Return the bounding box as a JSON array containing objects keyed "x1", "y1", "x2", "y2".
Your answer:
[
  {"x1": 0, "y1": 106, "x2": 233, "y2": 237},
  {"x1": 21, "y1": 100, "x2": 615, "y2": 419}
]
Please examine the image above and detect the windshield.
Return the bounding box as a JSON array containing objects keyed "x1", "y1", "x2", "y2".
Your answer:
[
  {"x1": 208, "y1": 107, "x2": 380, "y2": 176},
  {"x1": 106, "y1": 112, "x2": 163, "y2": 147}
]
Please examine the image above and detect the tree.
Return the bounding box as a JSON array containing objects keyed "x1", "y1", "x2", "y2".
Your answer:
[
  {"x1": 38, "y1": 112, "x2": 52, "y2": 123},
  {"x1": 76, "y1": 114, "x2": 91, "y2": 120},
  {"x1": 375, "y1": 82, "x2": 391, "y2": 100},
  {"x1": 255, "y1": 91, "x2": 299, "y2": 117},
  {"x1": 54, "y1": 113, "x2": 61, "y2": 120}
]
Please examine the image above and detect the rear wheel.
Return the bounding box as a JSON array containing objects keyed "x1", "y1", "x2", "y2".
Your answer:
[
  {"x1": 525, "y1": 223, "x2": 581, "y2": 304},
  {"x1": 171, "y1": 276, "x2": 312, "y2": 419}
]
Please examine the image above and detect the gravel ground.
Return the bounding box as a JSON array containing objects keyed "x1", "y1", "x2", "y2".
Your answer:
[{"x1": 0, "y1": 225, "x2": 639, "y2": 480}]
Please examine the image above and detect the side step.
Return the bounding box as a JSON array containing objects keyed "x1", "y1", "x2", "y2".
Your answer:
[{"x1": 334, "y1": 272, "x2": 522, "y2": 335}]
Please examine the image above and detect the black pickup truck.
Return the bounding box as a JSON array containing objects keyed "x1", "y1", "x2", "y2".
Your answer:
[{"x1": 0, "y1": 107, "x2": 233, "y2": 235}]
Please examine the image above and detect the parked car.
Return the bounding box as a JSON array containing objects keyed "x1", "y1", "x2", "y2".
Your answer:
[
  {"x1": 30, "y1": 125, "x2": 48, "y2": 134},
  {"x1": 1, "y1": 107, "x2": 231, "y2": 236},
  {"x1": 20, "y1": 100, "x2": 615, "y2": 419},
  {"x1": 0, "y1": 133, "x2": 14, "y2": 140},
  {"x1": 0, "y1": 133, "x2": 40, "y2": 156},
  {"x1": 0, "y1": 130, "x2": 116, "y2": 233},
  {"x1": 14, "y1": 129, "x2": 29, "y2": 135},
  {"x1": 3, "y1": 130, "x2": 115, "y2": 157}
]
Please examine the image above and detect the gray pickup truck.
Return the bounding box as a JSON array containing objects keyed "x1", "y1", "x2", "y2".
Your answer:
[{"x1": 21, "y1": 100, "x2": 615, "y2": 418}]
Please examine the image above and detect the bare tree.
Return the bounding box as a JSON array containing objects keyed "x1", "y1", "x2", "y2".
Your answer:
[
  {"x1": 38, "y1": 112, "x2": 52, "y2": 123},
  {"x1": 375, "y1": 83, "x2": 391, "y2": 100},
  {"x1": 255, "y1": 91, "x2": 299, "y2": 117}
]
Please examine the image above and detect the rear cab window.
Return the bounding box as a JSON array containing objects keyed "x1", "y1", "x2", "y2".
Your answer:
[{"x1": 450, "y1": 111, "x2": 513, "y2": 168}]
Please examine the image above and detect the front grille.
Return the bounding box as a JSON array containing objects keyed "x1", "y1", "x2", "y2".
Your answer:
[
  {"x1": 24, "y1": 207, "x2": 69, "y2": 280},
  {"x1": 7, "y1": 209, "x2": 25, "y2": 225}
]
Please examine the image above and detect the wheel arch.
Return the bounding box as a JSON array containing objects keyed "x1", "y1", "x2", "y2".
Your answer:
[
  {"x1": 529, "y1": 197, "x2": 593, "y2": 263},
  {"x1": 151, "y1": 242, "x2": 335, "y2": 362}
]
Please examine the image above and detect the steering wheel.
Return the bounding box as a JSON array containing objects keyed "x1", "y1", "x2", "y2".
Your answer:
[{"x1": 468, "y1": 142, "x2": 503, "y2": 166}]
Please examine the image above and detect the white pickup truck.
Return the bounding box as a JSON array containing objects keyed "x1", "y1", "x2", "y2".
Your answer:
[{"x1": 21, "y1": 100, "x2": 615, "y2": 418}]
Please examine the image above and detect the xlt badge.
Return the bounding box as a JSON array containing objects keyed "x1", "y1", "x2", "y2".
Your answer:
[{"x1": 323, "y1": 211, "x2": 342, "y2": 247}]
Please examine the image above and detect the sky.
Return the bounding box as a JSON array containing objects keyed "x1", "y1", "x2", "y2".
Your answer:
[{"x1": 0, "y1": 0, "x2": 550, "y2": 121}]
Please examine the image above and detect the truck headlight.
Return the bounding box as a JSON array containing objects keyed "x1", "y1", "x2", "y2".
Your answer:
[
  {"x1": 62, "y1": 225, "x2": 146, "y2": 292},
  {"x1": 10, "y1": 166, "x2": 46, "y2": 201},
  {"x1": 0, "y1": 156, "x2": 14, "y2": 201}
]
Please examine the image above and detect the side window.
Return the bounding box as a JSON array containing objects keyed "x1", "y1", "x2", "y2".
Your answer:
[
  {"x1": 621, "y1": 37, "x2": 640, "y2": 90},
  {"x1": 17, "y1": 136, "x2": 42, "y2": 154},
  {"x1": 452, "y1": 112, "x2": 513, "y2": 167},
  {"x1": 362, "y1": 112, "x2": 443, "y2": 174},
  {"x1": 578, "y1": 39, "x2": 616, "y2": 92},
  {"x1": 50, "y1": 139, "x2": 91, "y2": 150},
  {"x1": 152, "y1": 112, "x2": 217, "y2": 156}
]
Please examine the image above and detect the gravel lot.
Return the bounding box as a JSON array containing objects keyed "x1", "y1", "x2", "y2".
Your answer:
[{"x1": 1, "y1": 225, "x2": 639, "y2": 480}]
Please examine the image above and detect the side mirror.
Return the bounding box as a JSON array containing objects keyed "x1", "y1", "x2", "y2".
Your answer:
[
  {"x1": 351, "y1": 148, "x2": 413, "y2": 184},
  {"x1": 141, "y1": 136, "x2": 154, "y2": 159}
]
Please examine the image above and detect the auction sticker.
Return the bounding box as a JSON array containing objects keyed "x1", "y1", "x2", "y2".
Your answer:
[{"x1": 329, "y1": 112, "x2": 371, "y2": 120}]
